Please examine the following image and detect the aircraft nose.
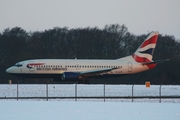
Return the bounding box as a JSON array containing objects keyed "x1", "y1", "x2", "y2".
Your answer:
[{"x1": 6, "y1": 67, "x2": 13, "y2": 73}]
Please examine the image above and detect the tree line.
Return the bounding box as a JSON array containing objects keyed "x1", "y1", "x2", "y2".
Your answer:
[{"x1": 0, "y1": 24, "x2": 180, "y2": 84}]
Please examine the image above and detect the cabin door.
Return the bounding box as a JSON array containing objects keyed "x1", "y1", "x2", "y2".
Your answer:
[{"x1": 128, "y1": 62, "x2": 133, "y2": 72}]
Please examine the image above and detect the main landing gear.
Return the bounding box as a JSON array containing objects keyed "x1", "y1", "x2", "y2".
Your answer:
[
  {"x1": 78, "y1": 79, "x2": 90, "y2": 84},
  {"x1": 17, "y1": 78, "x2": 26, "y2": 84}
]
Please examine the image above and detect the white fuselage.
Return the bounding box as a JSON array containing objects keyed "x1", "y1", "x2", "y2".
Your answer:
[{"x1": 6, "y1": 56, "x2": 150, "y2": 79}]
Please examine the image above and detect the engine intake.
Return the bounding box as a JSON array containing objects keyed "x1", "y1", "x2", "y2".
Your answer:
[{"x1": 61, "y1": 72, "x2": 80, "y2": 81}]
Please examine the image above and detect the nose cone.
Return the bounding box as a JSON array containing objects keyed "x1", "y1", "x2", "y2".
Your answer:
[{"x1": 6, "y1": 67, "x2": 13, "y2": 73}]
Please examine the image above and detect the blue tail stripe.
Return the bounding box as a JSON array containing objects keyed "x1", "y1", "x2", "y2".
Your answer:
[{"x1": 139, "y1": 48, "x2": 154, "y2": 55}]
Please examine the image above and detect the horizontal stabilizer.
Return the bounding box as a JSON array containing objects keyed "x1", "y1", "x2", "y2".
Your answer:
[{"x1": 142, "y1": 59, "x2": 169, "y2": 65}]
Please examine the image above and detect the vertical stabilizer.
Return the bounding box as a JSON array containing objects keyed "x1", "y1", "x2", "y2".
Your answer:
[{"x1": 132, "y1": 31, "x2": 159, "y2": 62}]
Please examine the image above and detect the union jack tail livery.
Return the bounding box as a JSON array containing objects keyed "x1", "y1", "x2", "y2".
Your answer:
[
  {"x1": 132, "y1": 31, "x2": 159, "y2": 63},
  {"x1": 131, "y1": 31, "x2": 169, "y2": 69}
]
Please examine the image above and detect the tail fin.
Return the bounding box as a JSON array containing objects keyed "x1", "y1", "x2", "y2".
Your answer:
[{"x1": 132, "y1": 31, "x2": 159, "y2": 62}]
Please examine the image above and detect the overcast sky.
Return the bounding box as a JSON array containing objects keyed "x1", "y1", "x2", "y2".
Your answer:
[{"x1": 1, "y1": 0, "x2": 180, "y2": 39}]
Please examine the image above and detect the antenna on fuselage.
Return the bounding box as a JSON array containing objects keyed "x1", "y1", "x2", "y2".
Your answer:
[{"x1": 74, "y1": 54, "x2": 77, "y2": 60}]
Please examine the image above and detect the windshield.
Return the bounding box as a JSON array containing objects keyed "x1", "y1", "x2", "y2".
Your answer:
[{"x1": 14, "y1": 63, "x2": 23, "y2": 67}]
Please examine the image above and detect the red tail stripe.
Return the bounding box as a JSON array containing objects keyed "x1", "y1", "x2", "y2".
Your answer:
[
  {"x1": 132, "y1": 54, "x2": 156, "y2": 69},
  {"x1": 140, "y1": 35, "x2": 158, "y2": 48},
  {"x1": 132, "y1": 54, "x2": 151, "y2": 62},
  {"x1": 146, "y1": 64, "x2": 156, "y2": 69}
]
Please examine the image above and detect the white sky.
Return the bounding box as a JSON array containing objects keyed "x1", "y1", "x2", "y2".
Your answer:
[{"x1": 1, "y1": 0, "x2": 180, "y2": 39}]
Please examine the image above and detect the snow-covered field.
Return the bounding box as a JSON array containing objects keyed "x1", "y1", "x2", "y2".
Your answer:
[
  {"x1": 0, "y1": 84, "x2": 180, "y2": 120},
  {"x1": 0, "y1": 101, "x2": 180, "y2": 120}
]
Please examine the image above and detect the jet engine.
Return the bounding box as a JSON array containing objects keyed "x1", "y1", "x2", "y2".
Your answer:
[{"x1": 61, "y1": 72, "x2": 80, "y2": 81}]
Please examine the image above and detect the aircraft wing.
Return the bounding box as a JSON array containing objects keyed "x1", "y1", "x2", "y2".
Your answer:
[
  {"x1": 79, "y1": 68, "x2": 117, "y2": 77},
  {"x1": 142, "y1": 59, "x2": 169, "y2": 65}
]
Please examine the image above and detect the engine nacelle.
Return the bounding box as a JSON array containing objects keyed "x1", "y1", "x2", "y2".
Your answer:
[{"x1": 61, "y1": 72, "x2": 80, "y2": 81}]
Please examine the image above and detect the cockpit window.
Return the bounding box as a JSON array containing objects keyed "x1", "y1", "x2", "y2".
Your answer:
[{"x1": 14, "y1": 63, "x2": 23, "y2": 67}]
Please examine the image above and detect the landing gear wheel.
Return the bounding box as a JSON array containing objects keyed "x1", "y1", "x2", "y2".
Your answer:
[
  {"x1": 84, "y1": 79, "x2": 90, "y2": 84},
  {"x1": 77, "y1": 80, "x2": 83, "y2": 84},
  {"x1": 78, "y1": 79, "x2": 90, "y2": 84}
]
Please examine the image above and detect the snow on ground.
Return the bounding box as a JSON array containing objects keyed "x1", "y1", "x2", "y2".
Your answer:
[
  {"x1": 0, "y1": 101, "x2": 180, "y2": 120},
  {"x1": 0, "y1": 84, "x2": 180, "y2": 120}
]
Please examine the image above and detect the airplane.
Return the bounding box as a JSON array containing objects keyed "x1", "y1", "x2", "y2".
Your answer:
[{"x1": 6, "y1": 31, "x2": 169, "y2": 83}]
